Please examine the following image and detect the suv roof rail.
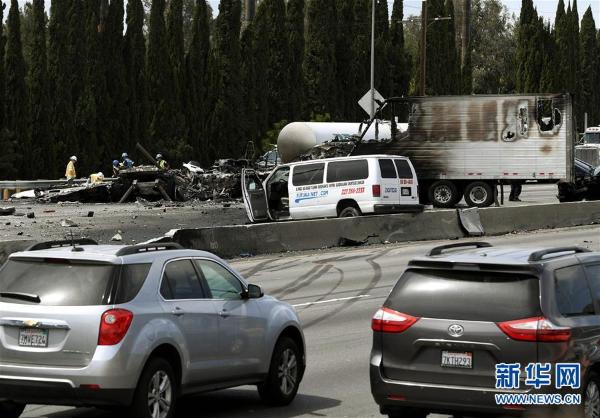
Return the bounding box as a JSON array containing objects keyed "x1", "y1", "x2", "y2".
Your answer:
[
  {"x1": 25, "y1": 239, "x2": 98, "y2": 252},
  {"x1": 528, "y1": 246, "x2": 591, "y2": 262},
  {"x1": 427, "y1": 242, "x2": 493, "y2": 257},
  {"x1": 115, "y1": 242, "x2": 184, "y2": 257}
]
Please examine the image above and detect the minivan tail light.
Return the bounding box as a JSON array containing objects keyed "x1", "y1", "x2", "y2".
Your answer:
[
  {"x1": 98, "y1": 309, "x2": 133, "y2": 345},
  {"x1": 372, "y1": 307, "x2": 419, "y2": 333},
  {"x1": 372, "y1": 184, "x2": 381, "y2": 197},
  {"x1": 497, "y1": 316, "x2": 571, "y2": 342}
]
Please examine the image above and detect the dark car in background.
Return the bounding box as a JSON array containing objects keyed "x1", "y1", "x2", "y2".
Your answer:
[
  {"x1": 558, "y1": 158, "x2": 600, "y2": 202},
  {"x1": 370, "y1": 242, "x2": 600, "y2": 418}
]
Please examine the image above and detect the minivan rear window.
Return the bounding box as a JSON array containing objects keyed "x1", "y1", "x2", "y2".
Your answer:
[
  {"x1": 326, "y1": 160, "x2": 368, "y2": 183},
  {"x1": 0, "y1": 259, "x2": 116, "y2": 306},
  {"x1": 292, "y1": 163, "x2": 325, "y2": 186},
  {"x1": 386, "y1": 269, "x2": 541, "y2": 322}
]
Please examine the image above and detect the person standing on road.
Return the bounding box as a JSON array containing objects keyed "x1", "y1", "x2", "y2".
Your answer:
[
  {"x1": 509, "y1": 180, "x2": 524, "y2": 202},
  {"x1": 65, "y1": 156, "x2": 77, "y2": 183},
  {"x1": 156, "y1": 154, "x2": 170, "y2": 170},
  {"x1": 121, "y1": 152, "x2": 135, "y2": 169}
]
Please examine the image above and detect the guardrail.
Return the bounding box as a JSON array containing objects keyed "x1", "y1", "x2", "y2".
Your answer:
[{"x1": 0, "y1": 178, "x2": 117, "y2": 200}]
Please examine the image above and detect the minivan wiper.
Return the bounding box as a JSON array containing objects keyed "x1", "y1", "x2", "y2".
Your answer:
[{"x1": 0, "y1": 292, "x2": 41, "y2": 303}]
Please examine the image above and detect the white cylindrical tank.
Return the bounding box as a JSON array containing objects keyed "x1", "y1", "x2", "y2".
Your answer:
[{"x1": 277, "y1": 121, "x2": 394, "y2": 163}]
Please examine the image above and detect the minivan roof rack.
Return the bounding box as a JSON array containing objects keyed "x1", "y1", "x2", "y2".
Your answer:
[
  {"x1": 427, "y1": 242, "x2": 493, "y2": 257},
  {"x1": 528, "y1": 247, "x2": 591, "y2": 262},
  {"x1": 26, "y1": 239, "x2": 98, "y2": 252},
  {"x1": 116, "y1": 243, "x2": 184, "y2": 257}
]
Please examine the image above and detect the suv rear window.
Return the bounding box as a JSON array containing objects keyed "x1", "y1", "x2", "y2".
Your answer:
[
  {"x1": 386, "y1": 269, "x2": 541, "y2": 322},
  {"x1": 0, "y1": 259, "x2": 116, "y2": 306},
  {"x1": 326, "y1": 160, "x2": 368, "y2": 183},
  {"x1": 115, "y1": 263, "x2": 151, "y2": 304}
]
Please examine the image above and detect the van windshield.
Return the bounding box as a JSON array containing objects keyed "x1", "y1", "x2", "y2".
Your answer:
[{"x1": 386, "y1": 269, "x2": 541, "y2": 322}]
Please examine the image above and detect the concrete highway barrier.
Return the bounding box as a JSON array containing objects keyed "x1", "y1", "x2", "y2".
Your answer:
[{"x1": 1, "y1": 201, "x2": 599, "y2": 260}]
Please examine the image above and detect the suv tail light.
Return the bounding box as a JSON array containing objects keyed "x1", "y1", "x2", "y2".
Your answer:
[
  {"x1": 372, "y1": 307, "x2": 419, "y2": 333},
  {"x1": 497, "y1": 316, "x2": 571, "y2": 342},
  {"x1": 372, "y1": 184, "x2": 381, "y2": 197},
  {"x1": 98, "y1": 309, "x2": 133, "y2": 345}
]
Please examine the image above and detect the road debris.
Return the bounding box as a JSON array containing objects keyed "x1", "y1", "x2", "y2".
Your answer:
[
  {"x1": 60, "y1": 219, "x2": 78, "y2": 227},
  {"x1": 0, "y1": 207, "x2": 16, "y2": 216}
]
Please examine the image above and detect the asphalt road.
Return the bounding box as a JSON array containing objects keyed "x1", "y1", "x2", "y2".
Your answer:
[{"x1": 24, "y1": 223, "x2": 600, "y2": 418}]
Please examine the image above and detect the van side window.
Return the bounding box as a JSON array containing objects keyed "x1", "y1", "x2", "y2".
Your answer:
[
  {"x1": 326, "y1": 160, "x2": 368, "y2": 183},
  {"x1": 379, "y1": 159, "x2": 397, "y2": 179},
  {"x1": 394, "y1": 160, "x2": 412, "y2": 178},
  {"x1": 292, "y1": 163, "x2": 325, "y2": 186},
  {"x1": 555, "y1": 265, "x2": 595, "y2": 316}
]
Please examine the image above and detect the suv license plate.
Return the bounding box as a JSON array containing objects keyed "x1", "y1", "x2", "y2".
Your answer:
[
  {"x1": 441, "y1": 350, "x2": 472, "y2": 369},
  {"x1": 18, "y1": 328, "x2": 48, "y2": 348}
]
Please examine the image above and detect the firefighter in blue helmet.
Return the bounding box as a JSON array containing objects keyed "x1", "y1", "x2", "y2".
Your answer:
[{"x1": 121, "y1": 153, "x2": 134, "y2": 169}]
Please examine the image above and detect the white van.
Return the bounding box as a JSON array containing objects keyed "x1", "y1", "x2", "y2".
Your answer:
[{"x1": 242, "y1": 155, "x2": 422, "y2": 223}]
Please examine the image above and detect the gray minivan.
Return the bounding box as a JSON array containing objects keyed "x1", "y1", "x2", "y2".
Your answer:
[{"x1": 371, "y1": 242, "x2": 600, "y2": 417}]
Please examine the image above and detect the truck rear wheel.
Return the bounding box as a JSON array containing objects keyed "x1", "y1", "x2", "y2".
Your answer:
[
  {"x1": 464, "y1": 182, "x2": 494, "y2": 207},
  {"x1": 428, "y1": 181, "x2": 460, "y2": 208}
]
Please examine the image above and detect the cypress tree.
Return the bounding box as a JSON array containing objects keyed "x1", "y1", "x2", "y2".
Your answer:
[
  {"x1": 287, "y1": 0, "x2": 305, "y2": 121},
  {"x1": 74, "y1": 0, "x2": 103, "y2": 175},
  {"x1": 389, "y1": 0, "x2": 411, "y2": 98},
  {"x1": 254, "y1": 0, "x2": 288, "y2": 125},
  {"x1": 351, "y1": 0, "x2": 371, "y2": 119},
  {"x1": 239, "y1": 24, "x2": 258, "y2": 149},
  {"x1": 29, "y1": 0, "x2": 50, "y2": 178},
  {"x1": 0, "y1": 2, "x2": 15, "y2": 179},
  {"x1": 208, "y1": 0, "x2": 243, "y2": 158},
  {"x1": 554, "y1": 0, "x2": 567, "y2": 92},
  {"x1": 540, "y1": 22, "x2": 558, "y2": 93},
  {"x1": 147, "y1": 0, "x2": 179, "y2": 156},
  {"x1": 418, "y1": 0, "x2": 446, "y2": 95},
  {"x1": 580, "y1": 7, "x2": 598, "y2": 126},
  {"x1": 48, "y1": 0, "x2": 76, "y2": 175},
  {"x1": 5, "y1": 0, "x2": 31, "y2": 176},
  {"x1": 103, "y1": 0, "x2": 129, "y2": 161},
  {"x1": 515, "y1": 0, "x2": 543, "y2": 93},
  {"x1": 68, "y1": 0, "x2": 86, "y2": 110},
  {"x1": 125, "y1": 0, "x2": 148, "y2": 150},
  {"x1": 374, "y1": 0, "x2": 391, "y2": 97},
  {"x1": 567, "y1": 0, "x2": 581, "y2": 129},
  {"x1": 442, "y1": 0, "x2": 460, "y2": 94},
  {"x1": 185, "y1": 0, "x2": 210, "y2": 160},
  {"x1": 335, "y1": 0, "x2": 355, "y2": 120},
  {"x1": 304, "y1": 0, "x2": 337, "y2": 117},
  {"x1": 167, "y1": 0, "x2": 186, "y2": 147}
]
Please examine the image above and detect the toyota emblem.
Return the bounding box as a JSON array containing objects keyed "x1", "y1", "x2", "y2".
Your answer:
[{"x1": 448, "y1": 324, "x2": 464, "y2": 338}]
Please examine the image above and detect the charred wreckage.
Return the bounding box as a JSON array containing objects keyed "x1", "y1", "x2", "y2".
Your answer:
[{"x1": 13, "y1": 144, "x2": 273, "y2": 204}]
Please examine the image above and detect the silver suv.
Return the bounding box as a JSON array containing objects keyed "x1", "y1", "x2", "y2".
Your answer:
[{"x1": 0, "y1": 240, "x2": 305, "y2": 418}]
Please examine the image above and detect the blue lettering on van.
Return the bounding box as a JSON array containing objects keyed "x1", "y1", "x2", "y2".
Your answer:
[{"x1": 295, "y1": 190, "x2": 328, "y2": 203}]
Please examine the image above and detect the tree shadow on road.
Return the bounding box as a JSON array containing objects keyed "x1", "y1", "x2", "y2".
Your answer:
[{"x1": 41, "y1": 389, "x2": 340, "y2": 418}]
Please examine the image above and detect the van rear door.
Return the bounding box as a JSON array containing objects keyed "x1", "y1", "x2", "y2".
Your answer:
[
  {"x1": 241, "y1": 169, "x2": 270, "y2": 222},
  {"x1": 377, "y1": 159, "x2": 401, "y2": 204},
  {"x1": 394, "y1": 159, "x2": 419, "y2": 205}
]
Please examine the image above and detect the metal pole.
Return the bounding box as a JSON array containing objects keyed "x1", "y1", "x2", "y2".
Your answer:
[
  {"x1": 420, "y1": 0, "x2": 427, "y2": 96},
  {"x1": 370, "y1": 0, "x2": 376, "y2": 118}
]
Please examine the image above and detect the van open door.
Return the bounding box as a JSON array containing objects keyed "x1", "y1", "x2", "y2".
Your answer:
[{"x1": 241, "y1": 169, "x2": 270, "y2": 222}]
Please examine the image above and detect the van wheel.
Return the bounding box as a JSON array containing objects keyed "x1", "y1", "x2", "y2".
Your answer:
[
  {"x1": 339, "y1": 206, "x2": 361, "y2": 218},
  {"x1": 258, "y1": 337, "x2": 301, "y2": 406},
  {"x1": 585, "y1": 372, "x2": 600, "y2": 418},
  {"x1": 128, "y1": 357, "x2": 177, "y2": 418},
  {"x1": 428, "y1": 181, "x2": 460, "y2": 208},
  {"x1": 0, "y1": 401, "x2": 25, "y2": 418},
  {"x1": 464, "y1": 182, "x2": 494, "y2": 207}
]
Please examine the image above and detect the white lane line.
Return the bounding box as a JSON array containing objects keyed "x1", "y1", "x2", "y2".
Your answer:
[{"x1": 292, "y1": 294, "x2": 371, "y2": 307}]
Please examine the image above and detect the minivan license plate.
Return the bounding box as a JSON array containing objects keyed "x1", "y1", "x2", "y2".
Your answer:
[
  {"x1": 441, "y1": 350, "x2": 472, "y2": 369},
  {"x1": 18, "y1": 328, "x2": 48, "y2": 348}
]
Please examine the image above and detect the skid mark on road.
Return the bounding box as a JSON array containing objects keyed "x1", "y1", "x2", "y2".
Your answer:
[
  {"x1": 295, "y1": 266, "x2": 345, "y2": 311},
  {"x1": 293, "y1": 294, "x2": 370, "y2": 307}
]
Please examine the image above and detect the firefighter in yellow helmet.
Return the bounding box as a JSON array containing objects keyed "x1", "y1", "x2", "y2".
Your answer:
[{"x1": 65, "y1": 156, "x2": 77, "y2": 183}]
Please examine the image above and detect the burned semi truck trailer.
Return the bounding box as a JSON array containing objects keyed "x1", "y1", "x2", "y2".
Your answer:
[{"x1": 281, "y1": 94, "x2": 575, "y2": 208}]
